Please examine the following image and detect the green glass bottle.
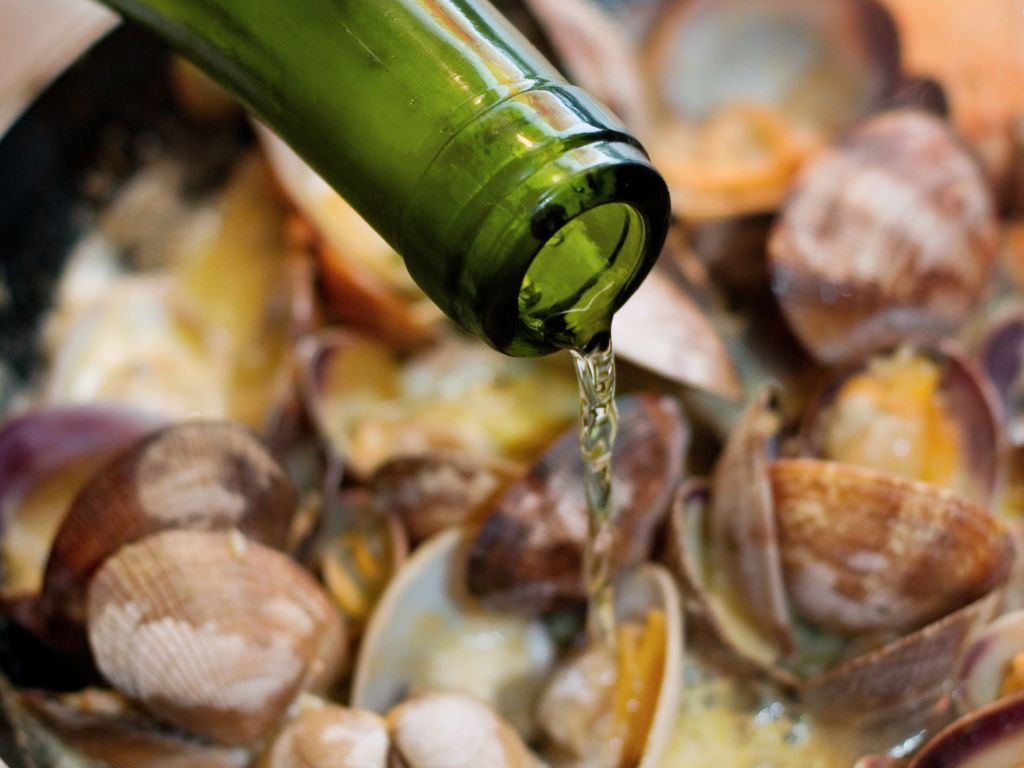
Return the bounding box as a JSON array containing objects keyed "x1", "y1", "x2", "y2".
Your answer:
[{"x1": 99, "y1": 0, "x2": 670, "y2": 354}]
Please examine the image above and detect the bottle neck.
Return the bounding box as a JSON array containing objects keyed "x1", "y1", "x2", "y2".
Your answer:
[{"x1": 99, "y1": 0, "x2": 670, "y2": 354}]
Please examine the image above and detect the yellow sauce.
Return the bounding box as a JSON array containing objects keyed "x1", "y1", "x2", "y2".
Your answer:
[
  {"x1": 823, "y1": 348, "x2": 965, "y2": 493},
  {"x1": 657, "y1": 665, "x2": 861, "y2": 768}
]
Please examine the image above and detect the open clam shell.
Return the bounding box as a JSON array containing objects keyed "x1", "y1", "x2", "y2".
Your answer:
[
  {"x1": 666, "y1": 477, "x2": 795, "y2": 679},
  {"x1": 258, "y1": 127, "x2": 442, "y2": 351},
  {"x1": 708, "y1": 385, "x2": 793, "y2": 652},
  {"x1": 40, "y1": 420, "x2": 297, "y2": 649},
  {"x1": 772, "y1": 458, "x2": 1013, "y2": 635},
  {"x1": 612, "y1": 263, "x2": 742, "y2": 399},
  {"x1": 20, "y1": 688, "x2": 252, "y2": 768},
  {"x1": 769, "y1": 110, "x2": 999, "y2": 365},
  {"x1": 258, "y1": 697, "x2": 389, "y2": 768},
  {"x1": 467, "y1": 393, "x2": 687, "y2": 613},
  {"x1": 352, "y1": 526, "x2": 683, "y2": 768},
  {"x1": 799, "y1": 343, "x2": 1006, "y2": 508},
  {"x1": 956, "y1": 608, "x2": 1024, "y2": 713},
  {"x1": 643, "y1": 0, "x2": 901, "y2": 134},
  {"x1": 351, "y1": 527, "x2": 557, "y2": 738},
  {"x1": 800, "y1": 591, "x2": 1001, "y2": 722},
  {"x1": 641, "y1": 0, "x2": 902, "y2": 221},
  {"x1": 86, "y1": 529, "x2": 345, "y2": 746},
  {"x1": 908, "y1": 692, "x2": 1024, "y2": 768}
]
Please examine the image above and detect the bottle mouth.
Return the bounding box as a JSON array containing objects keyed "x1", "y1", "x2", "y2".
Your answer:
[{"x1": 518, "y1": 202, "x2": 647, "y2": 351}]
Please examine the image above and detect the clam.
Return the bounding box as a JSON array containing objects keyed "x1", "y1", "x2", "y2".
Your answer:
[
  {"x1": 257, "y1": 126, "x2": 443, "y2": 351},
  {"x1": 316, "y1": 488, "x2": 408, "y2": 627},
  {"x1": 40, "y1": 420, "x2": 297, "y2": 650},
  {"x1": 642, "y1": 0, "x2": 903, "y2": 221},
  {"x1": 768, "y1": 110, "x2": 999, "y2": 365},
  {"x1": 352, "y1": 526, "x2": 683, "y2": 767},
  {"x1": 388, "y1": 692, "x2": 541, "y2": 768},
  {"x1": 667, "y1": 383, "x2": 1014, "y2": 721},
  {"x1": 908, "y1": 693, "x2": 1024, "y2": 768},
  {"x1": 772, "y1": 459, "x2": 1012, "y2": 636},
  {"x1": 87, "y1": 528, "x2": 345, "y2": 746},
  {"x1": 20, "y1": 688, "x2": 251, "y2": 768},
  {"x1": 879, "y1": 0, "x2": 1024, "y2": 191},
  {"x1": 956, "y1": 609, "x2": 1024, "y2": 713},
  {"x1": 368, "y1": 455, "x2": 514, "y2": 545},
  {"x1": 259, "y1": 696, "x2": 389, "y2": 768},
  {"x1": 669, "y1": 475, "x2": 1006, "y2": 723},
  {"x1": 644, "y1": 0, "x2": 901, "y2": 134},
  {"x1": 800, "y1": 344, "x2": 1005, "y2": 508},
  {"x1": 977, "y1": 310, "x2": 1024, "y2": 446},
  {"x1": 351, "y1": 527, "x2": 558, "y2": 739},
  {"x1": 467, "y1": 393, "x2": 687, "y2": 613}
]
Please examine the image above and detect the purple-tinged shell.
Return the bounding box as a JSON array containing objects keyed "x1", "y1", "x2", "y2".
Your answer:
[
  {"x1": 977, "y1": 310, "x2": 1024, "y2": 446},
  {"x1": 956, "y1": 609, "x2": 1024, "y2": 713},
  {"x1": 909, "y1": 692, "x2": 1024, "y2": 768}
]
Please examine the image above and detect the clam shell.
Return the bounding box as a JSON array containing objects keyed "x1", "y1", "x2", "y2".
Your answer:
[
  {"x1": 351, "y1": 527, "x2": 557, "y2": 736},
  {"x1": 612, "y1": 264, "x2": 741, "y2": 399},
  {"x1": 317, "y1": 488, "x2": 409, "y2": 626},
  {"x1": 387, "y1": 692, "x2": 541, "y2": 768},
  {"x1": 87, "y1": 529, "x2": 345, "y2": 746},
  {"x1": 908, "y1": 691, "x2": 1024, "y2": 768},
  {"x1": 41, "y1": 420, "x2": 297, "y2": 647},
  {"x1": 467, "y1": 393, "x2": 687, "y2": 613},
  {"x1": 771, "y1": 459, "x2": 1013, "y2": 635},
  {"x1": 977, "y1": 310, "x2": 1024, "y2": 446},
  {"x1": 258, "y1": 127, "x2": 441, "y2": 351},
  {"x1": 643, "y1": 0, "x2": 901, "y2": 133},
  {"x1": 956, "y1": 608, "x2": 1024, "y2": 712},
  {"x1": 665, "y1": 478, "x2": 796, "y2": 680},
  {"x1": 709, "y1": 386, "x2": 794, "y2": 651},
  {"x1": 800, "y1": 591, "x2": 1000, "y2": 722},
  {"x1": 20, "y1": 688, "x2": 251, "y2": 768},
  {"x1": 352, "y1": 527, "x2": 683, "y2": 768},
  {"x1": 769, "y1": 110, "x2": 999, "y2": 365},
  {"x1": 259, "y1": 698, "x2": 389, "y2": 768},
  {"x1": 800, "y1": 343, "x2": 1006, "y2": 508},
  {"x1": 368, "y1": 455, "x2": 512, "y2": 545}
]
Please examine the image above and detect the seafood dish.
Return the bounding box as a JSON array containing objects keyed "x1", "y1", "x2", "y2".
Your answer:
[{"x1": 3, "y1": 0, "x2": 1024, "y2": 766}]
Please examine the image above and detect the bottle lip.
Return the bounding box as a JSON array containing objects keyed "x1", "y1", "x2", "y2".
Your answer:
[{"x1": 464, "y1": 139, "x2": 671, "y2": 355}]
